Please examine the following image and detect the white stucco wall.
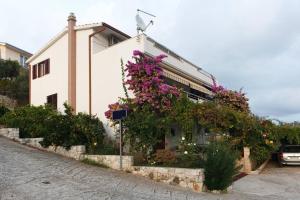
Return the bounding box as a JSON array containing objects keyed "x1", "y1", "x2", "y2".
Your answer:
[
  {"x1": 91, "y1": 36, "x2": 144, "y2": 137},
  {"x1": 29, "y1": 34, "x2": 68, "y2": 112},
  {"x1": 76, "y1": 30, "x2": 109, "y2": 114},
  {"x1": 0, "y1": 45, "x2": 21, "y2": 62},
  {"x1": 5, "y1": 47, "x2": 20, "y2": 62},
  {"x1": 75, "y1": 29, "x2": 92, "y2": 114},
  {"x1": 0, "y1": 46, "x2": 5, "y2": 59}
]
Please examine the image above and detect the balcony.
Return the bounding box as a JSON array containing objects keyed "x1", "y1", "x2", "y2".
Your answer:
[
  {"x1": 142, "y1": 35, "x2": 215, "y2": 88},
  {"x1": 183, "y1": 91, "x2": 210, "y2": 103}
]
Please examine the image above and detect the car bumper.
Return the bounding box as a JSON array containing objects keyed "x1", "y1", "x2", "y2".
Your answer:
[{"x1": 280, "y1": 160, "x2": 300, "y2": 165}]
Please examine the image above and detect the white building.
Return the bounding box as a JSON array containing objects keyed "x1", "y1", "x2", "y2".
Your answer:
[
  {"x1": 27, "y1": 13, "x2": 216, "y2": 137},
  {"x1": 0, "y1": 42, "x2": 32, "y2": 67}
]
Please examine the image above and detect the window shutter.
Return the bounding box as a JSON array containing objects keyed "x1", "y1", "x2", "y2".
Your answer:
[
  {"x1": 32, "y1": 65, "x2": 37, "y2": 79},
  {"x1": 38, "y1": 64, "x2": 42, "y2": 77},
  {"x1": 34, "y1": 59, "x2": 50, "y2": 79},
  {"x1": 47, "y1": 93, "x2": 57, "y2": 110},
  {"x1": 45, "y1": 59, "x2": 50, "y2": 74},
  {"x1": 53, "y1": 93, "x2": 57, "y2": 109}
]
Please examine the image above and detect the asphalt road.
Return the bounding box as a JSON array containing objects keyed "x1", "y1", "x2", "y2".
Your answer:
[{"x1": 1, "y1": 136, "x2": 300, "y2": 200}]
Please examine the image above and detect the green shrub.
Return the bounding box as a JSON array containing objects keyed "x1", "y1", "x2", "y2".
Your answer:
[
  {"x1": 40, "y1": 103, "x2": 105, "y2": 151},
  {"x1": 93, "y1": 139, "x2": 119, "y2": 155},
  {"x1": 73, "y1": 112, "x2": 105, "y2": 153},
  {"x1": 153, "y1": 149, "x2": 176, "y2": 165},
  {"x1": 175, "y1": 154, "x2": 204, "y2": 168},
  {"x1": 204, "y1": 141, "x2": 239, "y2": 191},
  {"x1": 0, "y1": 60, "x2": 29, "y2": 105},
  {"x1": 0, "y1": 106, "x2": 10, "y2": 118},
  {"x1": 250, "y1": 145, "x2": 270, "y2": 169},
  {"x1": 0, "y1": 59, "x2": 20, "y2": 79},
  {"x1": 0, "y1": 105, "x2": 56, "y2": 138}
]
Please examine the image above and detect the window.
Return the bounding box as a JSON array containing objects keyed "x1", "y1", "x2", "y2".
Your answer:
[
  {"x1": 33, "y1": 59, "x2": 50, "y2": 79},
  {"x1": 47, "y1": 93, "x2": 57, "y2": 109},
  {"x1": 32, "y1": 65, "x2": 37, "y2": 79},
  {"x1": 108, "y1": 35, "x2": 121, "y2": 46},
  {"x1": 19, "y1": 55, "x2": 27, "y2": 67}
]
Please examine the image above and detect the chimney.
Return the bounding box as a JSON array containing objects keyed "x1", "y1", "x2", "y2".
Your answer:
[{"x1": 68, "y1": 13, "x2": 76, "y2": 112}]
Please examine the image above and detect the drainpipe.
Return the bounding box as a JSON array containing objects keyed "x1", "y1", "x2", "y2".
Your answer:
[
  {"x1": 88, "y1": 26, "x2": 106, "y2": 115},
  {"x1": 28, "y1": 65, "x2": 31, "y2": 105},
  {"x1": 68, "y1": 13, "x2": 77, "y2": 113}
]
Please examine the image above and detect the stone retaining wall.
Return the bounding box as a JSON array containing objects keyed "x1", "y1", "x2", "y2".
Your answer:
[
  {"x1": 0, "y1": 128, "x2": 85, "y2": 160},
  {"x1": 21, "y1": 138, "x2": 86, "y2": 160},
  {"x1": 132, "y1": 166, "x2": 204, "y2": 192},
  {"x1": 83, "y1": 155, "x2": 134, "y2": 171},
  {"x1": 0, "y1": 128, "x2": 19, "y2": 139},
  {"x1": 0, "y1": 128, "x2": 205, "y2": 192},
  {"x1": 19, "y1": 137, "x2": 43, "y2": 147}
]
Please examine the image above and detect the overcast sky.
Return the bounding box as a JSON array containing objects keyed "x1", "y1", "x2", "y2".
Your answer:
[{"x1": 1, "y1": 0, "x2": 299, "y2": 122}]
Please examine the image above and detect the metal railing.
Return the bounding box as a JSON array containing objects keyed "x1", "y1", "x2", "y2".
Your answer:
[{"x1": 183, "y1": 91, "x2": 209, "y2": 103}]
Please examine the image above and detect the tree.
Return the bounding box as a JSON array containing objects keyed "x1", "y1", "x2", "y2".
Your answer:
[
  {"x1": 0, "y1": 59, "x2": 20, "y2": 79},
  {"x1": 0, "y1": 60, "x2": 28, "y2": 105}
]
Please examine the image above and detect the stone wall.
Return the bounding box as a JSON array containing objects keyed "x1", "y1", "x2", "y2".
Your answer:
[
  {"x1": 0, "y1": 128, "x2": 86, "y2": 160},
  {"x1": 132, "y1": 166, "x2": 204, "y2": 192},
  {"x1": 19, "y1": 137, "x2": 43, "y2": 147},
  {"x1": 21, "y1": 138, "x2": 86, "y2": 160},
  {"x1": 0, "y1": 128, "x2": 205, "y2": 192},
  {"x1": 83, "y1": 155, "x2": 133, "y2": 171},
  {"x1": 0, "y1": 128, "x2": 19, "y2": 139}
]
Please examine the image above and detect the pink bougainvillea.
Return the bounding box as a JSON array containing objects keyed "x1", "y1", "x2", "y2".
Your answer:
[
  {"x1": 104, "y1": 102, "x2": 129, "y2": 119},
  {"x1": 212, "y1": 79, "x2": 250, "y2": 113},
  {"x1": 124, "y1": 50, "x2": 179, "y2": 111},
  {"x1": 105, "y1": 50, "x2": 180, "y2": 119}
]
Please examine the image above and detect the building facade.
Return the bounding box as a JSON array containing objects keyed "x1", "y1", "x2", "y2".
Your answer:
[
  {"x1": 27, "y1": 13, "x2": 216, "y2": 137},
  {"x1": 0, "y1": 42, "x2": 32, "y2": 67}
]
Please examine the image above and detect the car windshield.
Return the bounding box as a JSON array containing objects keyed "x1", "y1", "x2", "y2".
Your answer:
[{"x1": 283, "y1": 146, "x2": 300, "y2": 153}]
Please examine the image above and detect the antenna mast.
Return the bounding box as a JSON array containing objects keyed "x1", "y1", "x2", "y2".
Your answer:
[{"x1": 136, "y1": 9, "x2": 156, "y2": 35}]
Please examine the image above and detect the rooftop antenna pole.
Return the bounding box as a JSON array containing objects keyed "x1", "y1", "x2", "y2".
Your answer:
[
  {"x1": 137, "y1": 9, "x2": 156, "y2": 17},
  {"x1": 136, "y1": 9, "x2": 156, "y2": 35}
]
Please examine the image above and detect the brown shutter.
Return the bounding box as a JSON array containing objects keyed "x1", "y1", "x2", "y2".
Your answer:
[
  {"x1": 53, "y1": 93, "x2": 57, "y2": 109},
  {"x1": 47, "y1": 93, "x2": 57, "y2": 110},
  {"x1": 32, "y1": 65, "x2": 37, "y2": 79},
  {"x1": 38, "y1": 64, "x2": 42, "y2": 77},
  {"x1": 45, "y1": 59, "x2": 50, "y2": 74}
]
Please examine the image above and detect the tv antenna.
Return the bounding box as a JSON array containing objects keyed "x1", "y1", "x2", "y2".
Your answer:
[{"x1": 136, "y1": 9, "x2": 156, "y2": 34}]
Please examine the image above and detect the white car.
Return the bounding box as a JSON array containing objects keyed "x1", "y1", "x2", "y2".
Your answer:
[{"x1": 278, "y1": 145, "x2": 300, "y2": 166}]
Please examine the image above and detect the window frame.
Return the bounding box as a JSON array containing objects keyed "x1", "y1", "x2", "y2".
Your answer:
[
  {"x1": 32, "y1": 65, "x2": 37, "y2": 79},
  {"x1": 33, "y1": 58, "x2": 50, "y2": 80},
  {"x1": 46, "y1": 93, "x2": 57, "y2": 110}
]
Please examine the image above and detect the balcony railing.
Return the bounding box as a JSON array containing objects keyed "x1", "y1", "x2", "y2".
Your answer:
[{"x1": 183, "y1": 91, "x2": 209, "y2": 103}]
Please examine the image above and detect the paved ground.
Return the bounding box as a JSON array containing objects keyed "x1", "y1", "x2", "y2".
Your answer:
[
  {"x1": 233, "y1": 161, "x2": 300, "y2": 199},
  {"x1": 1, "y1": 136, "x2": 300, "y2": 200}
]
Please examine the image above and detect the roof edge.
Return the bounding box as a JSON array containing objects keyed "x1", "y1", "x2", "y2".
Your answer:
[
  {"x1": 27, "y1": 22, "x2": 131, "y2": 63},
  {"x1": 0, "y1": 42, "x2": 32, "y2": 57},
  {"x1": 27, "y1": 28, "x2": 68, "y2": 63}
]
